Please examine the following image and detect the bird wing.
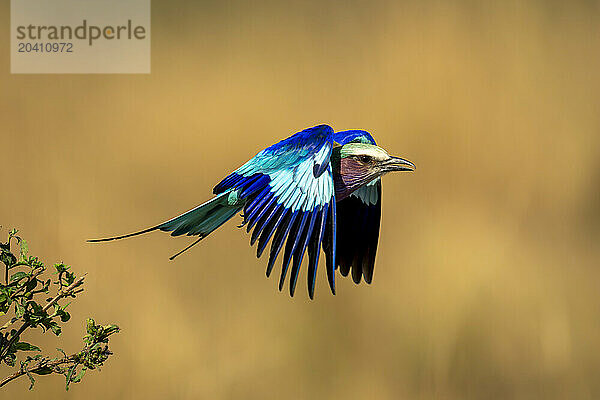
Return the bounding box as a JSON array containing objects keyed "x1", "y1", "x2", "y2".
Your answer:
[
  {"x1": 332, "y1": 130, "x2": 382, "y2": 284},
  {"x1": 213, "y1": 124, "x2": 337, "y2": 298}
]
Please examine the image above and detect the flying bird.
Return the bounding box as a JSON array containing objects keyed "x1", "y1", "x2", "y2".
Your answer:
[{"x1": 89, "y1": 125, "x2": 415, "y2": 298}]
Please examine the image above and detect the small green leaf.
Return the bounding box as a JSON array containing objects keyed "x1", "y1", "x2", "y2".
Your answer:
[
  {"x1": 19, "y1": 239, "x2": 29, "y2": 259},
  {"x1": 4, "y1": 353, "x2": 16, "y2": 367},
  {"x1": 25, "y1": 278, "x2": 38, "y2": 293},
  {"x1": 60, "y1": 311, "x2": 71, "y2": 322},
  {"x1": 0, "y1": 251, "x2": 17, "y2": 268},
  {"x1": 33, "y1": 367, "x2": 53, "y2": 375},
  {"x1": 15, "y1": 302, "x2": 25, "y2": 317},
  {"x1": 54, "y1": 263, "x2": 70, "y2": 274},
  {"x1": 72, "y1": 366, "x2": 87, "y2": 383},
  {"x1": 86, "y1": 318, "x2": 97, "y2": 335},
  {"x1": 14, "y1": 342, "x2": 42, "y2": 352},
  {"x1": 26, "y1": 370, "x2": 35, "y2": 390},
  {"x1": 65, "y1": 365, "x2": 77, "y2": 391},
  {"x1": 10, "y1": 271, "x2": 27, "y2": 282},
  {"x1": 103, "y1": 324, "x2": 120, "y2": 336},
  {"x1": 50, "y1": 322, "x2": 62, "y2": 336}
]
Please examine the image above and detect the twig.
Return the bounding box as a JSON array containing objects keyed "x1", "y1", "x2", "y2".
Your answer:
[
  {"x1": 0, "y1": 327, "x2": 118, "y2": 388},
  {"x1": 0, "y1": 268, "x2": 46, "y2": 332},
  {"x1": 0, "y1": 355, "x2": 76, "y2": 388},
  {"x1": 0, "y1": 276, "x2": 85, "y2": 361},
  {"x1": 41, "y1": 275, "x2": 85, "y2": 314}
]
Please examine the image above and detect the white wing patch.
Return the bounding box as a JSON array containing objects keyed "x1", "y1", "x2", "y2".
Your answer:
[
  {"x1": 268, "y1": 159, "x2": 333, "y2": 211},
  {"x1": 232, "y1": 133, "x2": 334, "y2": 212}
]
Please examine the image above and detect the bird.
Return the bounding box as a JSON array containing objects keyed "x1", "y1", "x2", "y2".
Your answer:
[{"x1": 89, "y1": 124, "x2": 415, "y2": 299}]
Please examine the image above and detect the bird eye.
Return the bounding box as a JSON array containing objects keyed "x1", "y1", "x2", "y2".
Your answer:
[{"x1": 358, "y1": 155, "x2": 371, "y2": 163}]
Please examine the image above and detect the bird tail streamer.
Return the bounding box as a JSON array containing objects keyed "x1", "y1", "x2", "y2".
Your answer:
[{"x1": 88, "y1": 190, "x2": 244, "y2": 259}]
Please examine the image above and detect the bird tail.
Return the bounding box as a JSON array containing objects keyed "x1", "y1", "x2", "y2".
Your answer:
[{"x1": 88, "y1": 190, "x2": 244, "y2": 259}]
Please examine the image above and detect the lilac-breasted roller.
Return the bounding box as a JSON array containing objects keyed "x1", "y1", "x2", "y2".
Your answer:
[{"x1": 90, "y1": 124, "x2": 415, "y2": 299}]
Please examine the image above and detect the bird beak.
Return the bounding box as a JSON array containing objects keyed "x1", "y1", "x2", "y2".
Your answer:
[{"x1": 381, "y1": 156, "x2": 416, "y2": 172}]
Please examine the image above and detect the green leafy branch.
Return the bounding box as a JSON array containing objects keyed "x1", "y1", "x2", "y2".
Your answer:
[
  {"x1": 0, "y1": 318, "x2": 119, "y2": 390},
  {"x1": 0, "y1": 228, "x2": 119, "y2": 390}
]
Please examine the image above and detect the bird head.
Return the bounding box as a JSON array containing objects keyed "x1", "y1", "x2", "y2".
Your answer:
[{"x1": 331, "y1": 142, "x2": 415, "y2": 199}]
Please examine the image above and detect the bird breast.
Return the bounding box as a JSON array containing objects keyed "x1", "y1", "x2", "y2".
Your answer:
[{"x1": 332, "y1": 158, "x2": 372, "y2": 201}]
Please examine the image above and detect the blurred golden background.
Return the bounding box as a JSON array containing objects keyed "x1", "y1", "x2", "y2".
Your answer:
[{"x1": 2, "y1": 0, "x2": 600, "y2": 398}]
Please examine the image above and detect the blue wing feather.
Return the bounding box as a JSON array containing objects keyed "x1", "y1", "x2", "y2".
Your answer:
[
  {"x1": 211, "y1": 124, "x2": 336, "y2": 297},
  {"x1": 267, "y1": 210, "x2": 297, "y2": 277},
  {"x1": 251, "y1": 202, "x2": 282, "y2": 245},
  {"x1": 307, "y1": 205, "x2": 327, "y2": 299},
  {"x1": 333, "y1": 129, "x2": 376, "y2": 145},
  {"x1": 257, "y1": 206, "x2": 285, "y2": 257},
  {"x1": 280, "y1": 211, "x2": 308, "y2": 290},
  {"x1": 289, "y1": 209, "x2": 318, "y2": 296}
]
